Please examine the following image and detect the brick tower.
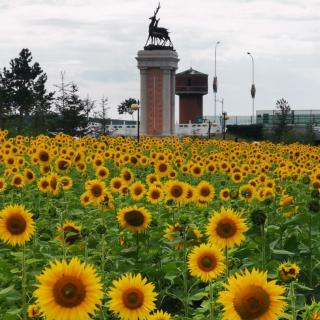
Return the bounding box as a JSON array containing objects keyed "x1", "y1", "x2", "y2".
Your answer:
[
  {"x1": 136, "y1": 50, "x2": 179, "y2": 136},
  {"x1": 176, "y1": 68, "x2": 208, "y2": 123}
]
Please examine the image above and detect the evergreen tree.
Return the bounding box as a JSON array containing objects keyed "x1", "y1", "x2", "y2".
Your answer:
[
  {"x1": 55, "y1": 72, "x2": 86, "y2": 136},
  {"x1": 0, "y1": 48, "x2": 54, "y2": 132}
]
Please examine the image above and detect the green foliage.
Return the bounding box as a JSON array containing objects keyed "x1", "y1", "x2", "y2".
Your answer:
[
  {"x1": 117, "y1": 98, "x2": 138, "y2": 115},
  {"x1": 226, "y1": 124, "x2": 263, "y2": 140}
]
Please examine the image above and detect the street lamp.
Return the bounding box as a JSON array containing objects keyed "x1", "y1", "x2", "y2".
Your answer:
[
  {"x1": 130, "y1": 101, "x2": 140, "y2": 142},
  {"x1": 213, "y1": 41, "x2": 220, "y2": 122},
  {"x1": 216, "y1": 98, "x2": 224, "y2": 137},
  {"x1": 247, "y1": 52, "x2": 256, "y2": 123}
]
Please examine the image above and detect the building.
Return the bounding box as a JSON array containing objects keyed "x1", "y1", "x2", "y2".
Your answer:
[{"x1": 176, "y1": 68, "x2": 208, "y2": 123}]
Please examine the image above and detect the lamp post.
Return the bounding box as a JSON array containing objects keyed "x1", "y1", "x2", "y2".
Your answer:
[
  {"x1": 213, "y1": 41, "x2": 220, "y2": 123},
  {"x1": 247, "y1": 52, "x2": 256, "y2": 124},
  {"x1": 216, "y1": 98, "x2": 224, "y2": 137},
  {"x1": 130, "y1": 101, "x2": 140, "y2": 142}
]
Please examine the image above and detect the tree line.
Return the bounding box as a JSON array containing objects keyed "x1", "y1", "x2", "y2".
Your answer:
[{"x1": 0, "y1": 48, "x2": 115, "y2": 136}]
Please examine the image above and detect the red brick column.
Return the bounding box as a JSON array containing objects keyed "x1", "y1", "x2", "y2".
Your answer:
[{"x1": 146, "y1": 68, "x2": 163, "y2": 135}]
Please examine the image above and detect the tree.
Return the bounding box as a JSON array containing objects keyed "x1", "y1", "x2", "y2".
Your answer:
[
  {"x1": 55, "y1": 72, "x2": 86, "y2": 136},
  {"x1": 97, "y1": 96, "x2": 110, "y2": 135},
  {"x1": 274, "y1": 98, "x2": 292, "y2": 142},
  {"x1": 0, "y1": 48, "x2": 54, "y2": 132},
  {"x1": 117, "y1": 98, "x2": 138, "y2": 115},
  {"x1": 32, "y1": 74, "x2": 55, "y2": 134},
  {"x1": 83, "y1": 95, "x2": 95, "y2": 123}
]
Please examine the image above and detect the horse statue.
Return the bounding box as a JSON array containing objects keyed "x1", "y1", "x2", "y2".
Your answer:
[{"x1": 145, "y1": 3, "x2": 173, "y2": 48}]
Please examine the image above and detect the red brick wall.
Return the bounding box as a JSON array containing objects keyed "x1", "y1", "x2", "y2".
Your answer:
[
  {"x1": 179, "y1": 95, "x2": 203, "y2": 123},
  {"x1": 146, "y1": 68, "x2": 163, "y2": 135}
]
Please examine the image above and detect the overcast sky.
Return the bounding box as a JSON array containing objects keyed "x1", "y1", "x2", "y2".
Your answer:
[{"x1": 0, "y1": 0, "x2": 319, "y2": 120}]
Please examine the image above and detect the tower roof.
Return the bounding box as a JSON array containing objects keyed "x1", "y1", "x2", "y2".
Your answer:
[{"x1": 176, "y1": 67, "x2": 207, "y2": 76}]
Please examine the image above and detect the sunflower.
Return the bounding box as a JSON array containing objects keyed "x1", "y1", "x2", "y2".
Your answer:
[
  {"x1": 117, "y1": 206, "x2": 151, "y2": 233},
  {"x1": 146, "y1": 173, "x2": 159, "y2": 186},
  {"x1": 195, "y1": 181, "x2": 215, "y2": 202},
  {"x1": 27, "y1": 304, "x2": 42, "y2": 318},
  {"x1": 80, "y1": 192, "x2": 92, "y2": 207},
  {"x1": 48, "y1": 173, "x2": 61, "y2": 196},
  {"x1": 155, "y1": 161, "x2": 170, "y2": 177},
  {"x1": 56, "y1": 221, "x2": 82, "y2": 246},
  {"x1": 85, "y1": 179, "x2": 106, "y2": 204},
  {"x1": 60, "y1": 176, "x2": 73, "y2": 191},
  {"x1": 146, "y1": 186, "x2": 163, "y2": 204},
  {"x1": 37, "y1": 176, "x2": 50, "y2": 193},
  {"x1": 0, "y1": 178, "x2": 7, "y2": 192},
  {"x1": 95, "y1": 166, "x2": 109, "y2": 180},
  {"x1": 165, "y1": 180, "x2": 187, "y2": 203},
  {"x1": 148, "y1": 310, "x2": 172, "y2": 320},
  {"x1": 188, "y1": 243, "x2": 225, "y2": 282},
  {"x1": 220, "y1": 188, "x2": 230, "y2": 201},
  {"x1": 35, "y1": 257, "x2": 103, "y2": 320},
  {"x1": 55, "y1": 158, "x2": 71, "y2": 172},
  {"x1": 110, "y1": 177, "x2": 124, "y2": 193},
  {"x1": 218, "y1": 268, "x2": 287, "y2": 320},
  {"x1": 107, "y1": 273, "x2": 157, "y2": 320},
  {"x1": 37, "y1": 149, "x2": 50, "y2": 164},
  {"x1": 206, "y1": 207, "x2": 248, "y2": 248},
  {"x1": 0, "y1": 204, "x2": 35, "y2": 246},
  {"x1": 239, "y1": 184, "x2": 255, "y2": 202},
  {"x1": 130, "y1": 181, "x2": 146, "y2": 201},
  {"x1": 11, "y1": 173, "x2": 24, "y2": 188},
  {"x1": 98, "y1": 190, "x2": 115, "y2": 211},
  {"x1": 278, "y1": 261, "x2": 300, "y2": 282},
  {"x1": 24, "y1": 169, "x2": 35, "y2": 183},
  {"x1": 121, "y1": 168, "x2": 134, "y2": 185}
]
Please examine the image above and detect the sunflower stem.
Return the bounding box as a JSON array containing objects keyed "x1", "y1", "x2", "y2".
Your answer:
[
  {"x1": 209, "y1": 281, "x2": 214, "y2": 320},
  {"x1": 136, "y1": 233, "x2": 139, "y2": 263},
  {"x1": 84, "y1": 236, "x2": 88, "y2": 263},
  {"x1": 290, "y1": 281, "x2": 296, "y2": 320},
  {"x1": 183, "y1": 236, "x2": 189, "y2": 319},
  {"x1": 308, "y1": 213, "x2": 313, "y2": 287},
  {"x1": 59, "y1": 210, "x2": 66, "y2": 259},
  {"x1": 22, "y1": 244, "x2": 27, "y2": 320},
  {"x1": 224, "y1": 246, "x2": 229, "y2": 281},
  {"x1": 261, "y1": 224, "x2": 266, "y2": 270}
]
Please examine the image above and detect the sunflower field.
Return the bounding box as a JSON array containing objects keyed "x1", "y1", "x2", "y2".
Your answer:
[{"x1": 1, "y1": 129, "x2": 320, "y2": 320}]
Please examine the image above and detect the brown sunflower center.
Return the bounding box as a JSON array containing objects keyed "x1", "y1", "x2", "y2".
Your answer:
[
  {"x1": 123, "y1": 289, "x2": 144, "y2": 309},
  {"x1": 63, "y1": 226, "x2": 81, "y2": 245},
  {"x1": 171, "y1": 185, "x2": 183, "y2": 198},
  {"x1": 200, "y1": 187, "x2": 210, "y2": 197},
  {"x1": 233, "y1": 285, "x2": 270, "y2": 320},
  {"x1": 91, "y1": 185, "x2": 102, "y2": 197},
  {"x1": 13, "y1": 177, "x2": 22, "y2": 185},
  {"x1": 53, "y1": 276, "x2": 86, "y2": 308},
  {"x1": 58, "y1": 160, "x2": 69, "y2": 170},
  {"x1": 26, "y1": 172, "x2": 33, "y2": 180},
  {"x1": 124, "y1": 210, "x2": 145, "y2": 227},
  {"x1": 193, "y1": 167, "x2": 201, "y2": 174},
  {"x1": 198, "y1": 254, "x2": 217, "y2": 272},
  {"x1": 7, "y1": 214, "x2": 27, "y2": 235},
  {"x1": 158, "y1": 163, "x2": 167, "y2": 172},
  {"x1": 134, "y1": 186, "x2": 143, "y2": 195},
  {"x1": 50, "y1": 177, "x2": 58, "y2": 190},
  {"x1": 216, "y1": 218, "x2": 237, "y2": 238},
  {"x1": 151, "y1": 190, "x2": 160, "y2": 199},
  {"x1": 39, "y1": 151, "x2": 49, "y2": 162},
  {"x1": 123, "y1": 172, "x2": 132, "y2": 181},
  {"x1": 113, "y1": 181, "x2": 121, "y2": 189}
]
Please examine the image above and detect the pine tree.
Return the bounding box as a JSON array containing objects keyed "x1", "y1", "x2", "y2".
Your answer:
[
  {"x1": 0, "y1": 48, "x2": 54, "y2": 132},
  {"x1": 55, "y1": 72, "x2": 86, "y2": 136}
]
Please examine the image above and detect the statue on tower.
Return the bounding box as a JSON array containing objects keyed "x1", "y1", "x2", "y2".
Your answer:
[{"x1": 144, "y1": 3, "x2": 173, "y2": 50}]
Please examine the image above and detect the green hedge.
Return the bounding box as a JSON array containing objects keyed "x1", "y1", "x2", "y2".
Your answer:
[{"x1": 226, "y1": 124, "x2": 264, "y2": 140}]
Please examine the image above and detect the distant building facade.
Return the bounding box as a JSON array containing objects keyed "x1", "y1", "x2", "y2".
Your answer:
[{"x1": 176, "y1": 68, "x2": 208, "y2": 123}]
